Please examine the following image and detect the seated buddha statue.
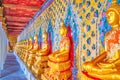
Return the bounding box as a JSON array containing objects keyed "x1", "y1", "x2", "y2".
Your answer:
[
  {"x1": 14, "y1": 43, "x2": 19, "y2": 55},
  {"x1": 23, "y1": 38, "x2": 33, "y2": 63},
  {"x1": 15, "y1": 41, "x2": 25, "y2": 58},
  {"x1": 32, "y1": 31, "x2": 49, "y2": 77},
  {"x1": 82, "y1": 0, "x2": 120, "y2": 80},
  {"x1": 41, "y1": 22, "x2": 72, "y2": 80},
  {"x1": 18, "y1": 41, "x2": 25, "y2": 59},
  {"x1": 27, "y1": 35, "x2": 39, "y2": 68},
  {"x1": 21, "y1": 39, "x2": 29, "y2": 60}
]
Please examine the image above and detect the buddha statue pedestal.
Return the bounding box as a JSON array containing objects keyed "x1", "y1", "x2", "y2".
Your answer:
[
  {"x1": 32, "y1": 32, "x2": 50, "y2": 78},
  {"x1": 32, "y1": 54, "x2": 49, "y2": 78},
  {"x1": 41, "y1": 22, "x2": 72, "y2": 80},
  {"x1": 41, "y1": 56, "x2": 72, "y2": 80},
  {"x1": 27, "y1": 51, "x2": 36, "y2": 68},
  {"x1": 45, "y1": 59, "x2": 72, "y2": 79},
  {"x1": 82, "y1": 1, "x2": 120, "y2": 80},
  {"x1": 42, "y1": 68, "x2": 72, "y2": 80}
]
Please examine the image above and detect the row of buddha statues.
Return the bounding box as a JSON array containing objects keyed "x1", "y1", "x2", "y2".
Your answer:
[
  {"x1": 14, "y1": 22, "x2": 72, "y2": 80},
  {"x1": 14, "y1": 0, "x2": 120, "y2": 80}
]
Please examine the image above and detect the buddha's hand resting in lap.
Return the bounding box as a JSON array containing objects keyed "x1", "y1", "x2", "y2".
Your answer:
[
  {"x1": 55, "y1": 54, "x2": 62, "y2": 58},
  {"x1": 83, "y1": 62, "x2": 94, "y2": 72},
  {"x1": 97, "y1": 62, "x2": 115, "y2": 69}
]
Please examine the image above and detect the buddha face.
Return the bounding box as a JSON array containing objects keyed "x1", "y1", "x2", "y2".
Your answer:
[
  {"x1": 60, "y1": 26, "x2": 67, "y2": 36},
  {"x1": 106, "y1": 10, "x2": 119, "y2": 26},
  {"x1": 107, "y1": 11, "x2": 115, "y2": 24},
  {"x1": 34, "y1": 35, "x2": 38, "y2": 41},
  {"x1": 29, "y1": 38, "x2": 32, "y2": 42},
  {"x1": 26, "y1": 40, "x2": 28, "y2": 44},
  {"x1": 42, "y1": 32, "x2": 48, "y2": 40},
  {"x1": 60, "y1": 27, "x2": 64, "y2": 36}
]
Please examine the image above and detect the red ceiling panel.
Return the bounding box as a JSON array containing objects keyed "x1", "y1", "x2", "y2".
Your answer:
[
  {"x1": 8, "y1": 30, "x2": 23, "y2": 35},
  {"x1": 3, "y1": 4, "x2": 40, "y2": 10},
  {"x1": 8, "y1": 28, "x2": 24, "y2": 31},
  {"x1": 8, "y1": 30, "x2": 23, "y2": 32},
  {"x1": 3, "y1": 0, "x2": 46, "y2": 7},
  {"x1": 6, "y1": 16, "x2": 32, "y2": 23},
  {"x1": 6, "y1": 19, "x2": 28, "y2": 23},
  {"x1": 8, "y1": 30, "x2": 21, "y2": 32},
  {"x1": 7, "y1": 25, "x2": 26, "y2": 28},
  {"x1": 4, "y1": 8, "x2": 35, "y2": 17},
  {"x1": 7, "y1": 26, "x2": 25, "y2": 29},
  {"x1": 9, "y1": 33, "x2": 20, "y2": 35},
  {"x1": 3, "y1": 0, "x2": 46, "y2": 37},
  {"x1": 8, "y1": 31, "x2": 21, "y2": 34},
  {"x1": 7, "y1": 22, "x2": 27, "y2": 27}
]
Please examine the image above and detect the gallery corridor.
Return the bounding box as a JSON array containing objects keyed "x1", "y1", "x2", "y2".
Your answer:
[
  {"x1": 0, "y1": 0, "x2": 120, "y2": 80},
  {"x1": 0, "y1": 52, "x2": 27, "y2": 80}
]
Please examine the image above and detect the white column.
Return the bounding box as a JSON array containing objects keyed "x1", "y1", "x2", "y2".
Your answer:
[{"x1": 0, "y1": 22, "x2": 8, "y2": 71}]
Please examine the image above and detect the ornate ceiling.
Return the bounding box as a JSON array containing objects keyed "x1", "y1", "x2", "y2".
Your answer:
[{"x1": 2, "y1": 0, "x2": 46, "y2": 38}]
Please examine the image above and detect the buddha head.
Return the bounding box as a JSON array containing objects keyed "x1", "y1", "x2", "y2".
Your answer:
[
  {"x1": 106, "y1": 0, "x2": 120, "y2": 28},
  {"x1": 34, "y1": 35, "x2": 38, "y2": 42},
  {"x1": 29, "y1": 38, "x2": 32, "y2": 43},
  {"x1": 26, "y1": 39, "x2": 28, "y2": 42},
  {"x1": 26, "y1": 39, "x2": 29, "y2": 44},
  {"x1": 42, "y1": 31, "x2": 48, "y2": 41},
  {"x1": 60, "y1": 22, "x2": 68, "y2": 36}
]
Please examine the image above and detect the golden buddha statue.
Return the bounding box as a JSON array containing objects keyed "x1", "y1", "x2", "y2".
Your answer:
[
  {"x1": 27, "y1": 35, "x2": 39, "y2": 68},
  {"x1": 41, "y1": 22, "x2": 72, "y2": 80},
  {"x1": 32, "y1": 31, "x2": 49, "y2": 78},
  {"x1": 18, "y1": 41, "x2": 24, "y2": 59},
  {"x1": 24, "y1": 38, "x2": 33, "y2": 63},
  {"x1": 21, "y1": 39, "x2": 29, "y2": 60},
  {"x1": 15, "y1": 40, "x2": 25, "y2": 58},
  {"x1": 82, "y1": 0, "x2": 120, "y2": 80}
]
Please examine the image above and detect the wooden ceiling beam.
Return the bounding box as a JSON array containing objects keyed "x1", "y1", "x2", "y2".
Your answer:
[
  {"x1": 8, "y1": 29, "x2": 23, "y2": 30},
  {"x1": 4, "y1": 13, "x2": 33, "y2": 18},
  {"x1": 8, "y1": 31, "x2": 21, "y2": 32},
  {"x1": 5, "y1": 15, "x2": 32, "y2": 19},
  {"x1": 7, "y1": 25, "x2": 25, "y2": 27},
  {"x1": 7, "y1": 28, "x2": 24, "y2": 31},
  {"x1": 7, "y1": 26, "x2": 25, "y2": 29},
  {"x1": 5, "y1": 15, "x2": 32, "y2": 22},
  {"x1": 3, "y1": 4, "x2": 40, "y2": 10},
  {"x1": 6, "y1": 22, "x2": 27, "y2": 27},
  {"x1": 6, "y1": 20, "x2": 27, "y2": 24}
]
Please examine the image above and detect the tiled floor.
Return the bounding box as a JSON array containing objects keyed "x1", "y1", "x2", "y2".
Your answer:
[{"x1": 0, "y1": 52, "x2": 27, "y2": 80}]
